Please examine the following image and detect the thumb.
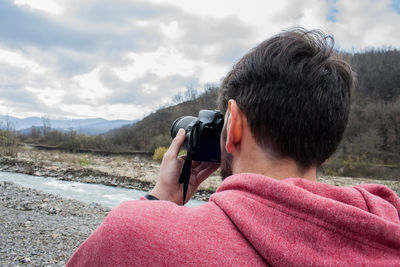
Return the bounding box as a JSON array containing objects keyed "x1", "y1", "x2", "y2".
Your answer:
[{"x1": 166, "y1": 129, "x2": 186, "y2": 157}]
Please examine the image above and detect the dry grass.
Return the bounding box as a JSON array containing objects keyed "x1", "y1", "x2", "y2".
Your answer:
[{"x1": 15, "y1": 145, "x2": 400, "y2": 194}]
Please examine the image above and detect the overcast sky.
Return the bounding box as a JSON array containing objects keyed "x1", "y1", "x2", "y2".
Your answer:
[{"x1": 1, "y1": 0, "x2": 399, "y2": 120}]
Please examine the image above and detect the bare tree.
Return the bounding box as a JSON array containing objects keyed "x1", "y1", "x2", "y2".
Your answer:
[
  {"x1": 172, "y1": 91, "x2": 184, "y2": 104},
  {"x1": 0, "y1": 115, "x2": 19, "y2": 157},
  {"x1": 5, "y1": 115, "x2": 17, "y2": 132},
  {"x1": 42, "y1": 116, "x2": 51, "y2": 136},
  {"x1": 184, "y1": 85, "x2": 198, "y2": 101}
]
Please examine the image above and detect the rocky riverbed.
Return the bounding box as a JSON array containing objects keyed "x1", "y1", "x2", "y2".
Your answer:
[{"x1": 0, "y1": 181, "x2": 109, "y2": 266}]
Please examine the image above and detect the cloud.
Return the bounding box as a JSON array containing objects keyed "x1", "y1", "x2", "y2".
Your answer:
[
  {"x1": 100, "y1": 68, "x2": 199, "y2": 105},
  {"x1": 0, "y1": 0, "x2": 167, "y2": 76},
  {"x1": 0, "y1": 0, "x2": 399, "y2": 120},
  {"x1": 65, "y1": 0, "x2": 176, "y2": 23},
  {"x1": 14, "y1": 0, "x2": 63, "y2": 15},
  {"x1": 327, "y1": 0, "x2": 400, "y2": 49},
  {"x1": 0, "y1": 62, "x2": 71, "y2": 116},
  {"x1": 326, "y1": 0, "x2": 339, "y2": 22},
  {"x1": 0, "y1": 1, "x2": 93, "y2": 50},
  {"x1": 0, "y1": 64, "x2": 38, "y2": 103},
  {"x1": 1, "y1": 0, "x2": 168, "y2": 52},
  {"x1": 177, "y1": 15, "x2": 255, "y2": 64},
  {"x1": 390, "y1": 0, "x2": 400, "y2": 14}
]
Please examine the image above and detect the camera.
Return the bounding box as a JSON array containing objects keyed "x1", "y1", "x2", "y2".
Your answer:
[{"x1": 171, "y1": 110, "x2": 224, "y2": 163}]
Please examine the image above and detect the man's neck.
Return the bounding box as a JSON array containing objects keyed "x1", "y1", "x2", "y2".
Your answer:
[{"x1": 232, "y1": 138, "x2": 317, "y2": 182}]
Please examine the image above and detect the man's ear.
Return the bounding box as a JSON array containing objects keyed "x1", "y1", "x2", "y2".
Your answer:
[{"x1": 226, "y1": 99, "x2": 243, "y2": 153}]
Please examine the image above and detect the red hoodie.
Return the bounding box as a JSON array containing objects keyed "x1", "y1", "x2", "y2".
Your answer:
[{"x1": 67, "y1": 173, "x2": 400, "y2": 266}]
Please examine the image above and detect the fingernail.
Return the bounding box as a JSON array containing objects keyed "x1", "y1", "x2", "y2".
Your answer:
[{"x1": 178, "y1": 128, "x2": 185, "y2": 135}]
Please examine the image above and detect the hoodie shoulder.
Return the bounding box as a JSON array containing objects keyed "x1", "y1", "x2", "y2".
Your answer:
[
  {"x1": 211, "y1": 173, "x2": 400, "y2": 266},
  {"x1": 67, "y1": 199, "x2": 267, "y2": 266},
  {"x1": 353, "y1": 184, "x2": 400, "y2": 224}
]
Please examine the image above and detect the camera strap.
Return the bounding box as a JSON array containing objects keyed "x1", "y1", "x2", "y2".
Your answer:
[
  {"x1": 179, "y1": 154, "x2": 192, "y2": 205},
  {"x1": 178, "y1": 121, "x2": 198, "y2": 205}
]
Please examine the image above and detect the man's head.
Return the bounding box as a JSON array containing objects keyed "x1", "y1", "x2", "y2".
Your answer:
[{"x1": 218, "y1": 28, "x2": 355, "y2": 178}]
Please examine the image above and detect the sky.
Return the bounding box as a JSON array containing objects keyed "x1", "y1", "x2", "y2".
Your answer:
[{"x1": 0, "y1": 0, "x2": 399, "y2": 120}]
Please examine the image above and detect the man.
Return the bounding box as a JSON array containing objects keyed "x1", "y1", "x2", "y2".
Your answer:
[{"x1": 67, "y1": 29, "x2": 400, "y2": 266}]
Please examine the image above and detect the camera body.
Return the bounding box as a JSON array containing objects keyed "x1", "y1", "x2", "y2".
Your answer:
[{"x1": 171, "y1": 110, "x2": 224, "y2": 163}]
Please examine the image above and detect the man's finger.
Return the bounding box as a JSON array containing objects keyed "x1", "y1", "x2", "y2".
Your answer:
[
  {"x1": 190, "y1": 163, "x2": 220, "y2": 187},
  {"x1": 191, "y1": 161, "x2": 201, "y2": 169},
  {"x1": 197, "y1": 163, "x2": 220, "y2": 181},
  {"x1": 165, "y1": 129, "x2": 186, "y2": 158}
]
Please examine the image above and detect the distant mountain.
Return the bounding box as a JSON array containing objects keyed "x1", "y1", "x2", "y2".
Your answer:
[{"x1": 0, "y1": 115, "x2": 137, "y2": 135}]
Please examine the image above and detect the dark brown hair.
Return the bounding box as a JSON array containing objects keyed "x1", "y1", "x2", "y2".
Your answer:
[{"x1": 218, "y1": 28, "x2": 355, "y2": 168}]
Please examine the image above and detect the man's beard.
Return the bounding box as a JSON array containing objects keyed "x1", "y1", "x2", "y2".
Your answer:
[{"x1": 220, "y1": 127, "x2": 233, "y2": 180}]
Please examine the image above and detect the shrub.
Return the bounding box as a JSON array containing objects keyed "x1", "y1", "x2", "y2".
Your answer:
[
  {"x1": 178, "y1": 149, "x2": 187, "y2": 157},
  {"x1": 153, "y1": 146, "x2": 168, "y2": 162},
  {"x1": 78, "y1": 157, "x2": 92, "y2": 167},
  {"x1": 0, "y1": 130, "x2": 19, "y2": 157}
]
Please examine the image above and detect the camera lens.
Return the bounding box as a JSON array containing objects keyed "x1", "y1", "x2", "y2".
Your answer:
[{"x1": 170, "y1": 116, "x2": 197, "y2": 138}]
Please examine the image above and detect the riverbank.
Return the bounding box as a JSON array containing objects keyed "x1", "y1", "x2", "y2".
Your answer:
[
  {"x1": 0, "y1": 145, "x2": 216, "y2": 201},
  {"x1": 0, "y1": 181, "x2": 109, "y2": 266},
  {"x1": 1, "y1": 145, "x2": 399, "y2": 198}
]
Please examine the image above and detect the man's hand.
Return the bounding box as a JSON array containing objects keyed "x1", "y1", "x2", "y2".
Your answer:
[{"x1": 150, "y1": 129, "x2": 220, "y2": 205}]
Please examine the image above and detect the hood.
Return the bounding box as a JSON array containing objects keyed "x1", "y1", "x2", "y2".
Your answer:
[{"x1": 210, "y1": 173, "x2": 400, "y2": 266}]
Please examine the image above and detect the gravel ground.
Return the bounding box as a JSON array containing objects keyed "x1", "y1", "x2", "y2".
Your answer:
[{"x1": 0, "y1": 181, "x2": 109, "y2": 266}]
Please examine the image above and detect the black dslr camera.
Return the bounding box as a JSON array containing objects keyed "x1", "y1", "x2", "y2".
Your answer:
[
  {"x1": 170, "y1": 110, "x2": 224, "y2": 204},
  {"x1": 171, "y1": 110, "x2": 224, "y2": 163}
]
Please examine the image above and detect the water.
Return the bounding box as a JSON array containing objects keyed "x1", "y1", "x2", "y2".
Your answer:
[{"x1": 0, "y1": 171, "x2": 205, "y2": 208}]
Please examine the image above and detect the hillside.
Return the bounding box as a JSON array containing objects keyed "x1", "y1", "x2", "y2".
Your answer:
[
  {"x1": 350, "y1": 49, "x2": 400, "y2": 102},
  {"x1": 106, "y1": 86, "x2": 219, "y2": 151}
]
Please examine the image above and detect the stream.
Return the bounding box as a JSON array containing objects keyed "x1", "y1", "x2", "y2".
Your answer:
[{"x1": 0, "y1": 171, "x2": 205, "y2": 208}]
